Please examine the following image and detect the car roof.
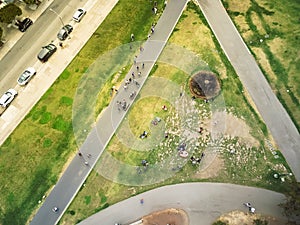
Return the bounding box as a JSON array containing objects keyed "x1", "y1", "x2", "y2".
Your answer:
[
  {"x1": 38, "y1": 48, "x2": 49, "y2": 58},
  {"x1": 0, "y1": 90, "x2": 15, "y2": 104},
  {"x1": 73, "y1": 8, "x2": 85, "y2": 17},
  {"x1": 58, "y1": 28, "x2": 67, "y2": 36},
  {"x1": 23, "y1": 18, "x2": 32, "y2": 23}
]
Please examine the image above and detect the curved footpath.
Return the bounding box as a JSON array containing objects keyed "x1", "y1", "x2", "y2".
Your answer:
[
  {"x1": 196, "y1": 0, "x2": 300, "y2": 181},
  {"x1": 78, "y1": 183, "x2": 287, "y2": 225}
]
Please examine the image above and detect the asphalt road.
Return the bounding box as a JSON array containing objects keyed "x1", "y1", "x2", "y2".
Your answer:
[
  {"x1": 29, "y1": 0, "x2": 188, "y2": 224},
  {"x1": 196, "y1": 0, "x2": 300, "y2": 181},
  {"x1": 0, "y1": 0, "x2": 90, "y2": 94},
  {"x1": 77, "y1": 183, "x2": 287, "y2": 225}
]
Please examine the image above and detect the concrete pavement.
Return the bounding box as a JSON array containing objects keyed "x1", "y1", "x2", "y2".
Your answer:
[
  {"x1": 29, "y1": 1, "x2": 188, "y2": 225},
  {"x1": 78, "y1": 182, "x2": 287, "y2": 225},
  {"x1": 196, "y1": 0, "x2": 300, "y2": 181}
]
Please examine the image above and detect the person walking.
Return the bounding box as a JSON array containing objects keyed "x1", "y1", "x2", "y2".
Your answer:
[{"x1": 131, "y1": 33, "x2": 135, "y2": 41}]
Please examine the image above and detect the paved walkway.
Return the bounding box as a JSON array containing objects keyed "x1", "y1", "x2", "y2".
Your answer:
[
  {"x1": 78, "y1": 183, "x2": 287, "y2": 225},
  {"x1": 29, "y1": 1, "x2": 188, "y2": 225},
  {"x1": 196, "y1": 0, "x2": 300, "y2": 181}
]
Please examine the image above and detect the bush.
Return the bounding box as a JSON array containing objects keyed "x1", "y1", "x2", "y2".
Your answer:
[
  {"x1": 0, "y1": 4, "x2": 22, "y2": 24},
  {"x1": 213, "y1": 221, "x2": 228, "y2": 225},
  {"x1": 253, "y1": 219, "x2": 268, "y2": 225}
]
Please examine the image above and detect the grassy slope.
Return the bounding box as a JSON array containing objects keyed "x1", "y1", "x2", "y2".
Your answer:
[{"x1": 222, "y1": 0, "x2": 300, "y2": 131}]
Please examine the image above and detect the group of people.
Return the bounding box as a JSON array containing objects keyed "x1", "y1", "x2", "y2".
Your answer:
[
  {"x1": 116, "y1": 99, "x2": 128, "y2": 111},
  {"x1": 190, "y1": 152, "x2": 205, "y2": 165}
]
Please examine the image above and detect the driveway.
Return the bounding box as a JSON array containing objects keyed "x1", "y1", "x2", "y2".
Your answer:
[
  {"x1": 78, "y1": 182, "x2": 287, "y2": 225},
  {"x1": 196, "y1": 0, "x2": 300, "y2": 181}
]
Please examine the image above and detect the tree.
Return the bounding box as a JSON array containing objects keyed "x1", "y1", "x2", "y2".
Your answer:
[{"x1": 0, "y1": 4, "x2": 22, "y2": 24}]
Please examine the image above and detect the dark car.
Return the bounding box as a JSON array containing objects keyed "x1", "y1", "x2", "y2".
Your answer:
[
  {"x1": 57, "y1": 24, "x2": 73, "y2": 41},
  {"x1": 18, "y1": 18, "x2": 33, "y2": 32},
  {"x1": 37, "y1": 43, "x2": 57, "y2": 62}
]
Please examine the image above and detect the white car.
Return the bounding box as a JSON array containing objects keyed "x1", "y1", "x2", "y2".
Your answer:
[
  {"x1": 72, "y1": 8, "x2": 86, "y2": 22},
  {"x1": 0, "y1": 89, "x2": 18, "y2": 107},
  {"x1": 17, "y1": 67, "x2": 36, "y2": 86},
  {"x1": 52, "y1": 206, "x2": 59, "y2": 213}
]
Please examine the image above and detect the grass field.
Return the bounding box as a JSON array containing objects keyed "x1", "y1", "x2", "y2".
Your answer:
[
  {"x1": 0, "y1": 0, "x2": 297, "y2": 224},
  {"x1": 222, "y1": 0, "x2": 300, "y2": 131},
  {"x1": 0, "y1": 1, "x2": 166, "y2": 225},
  {"x1": 59, "y1": 2, "x2": 294, "y2": 224}
]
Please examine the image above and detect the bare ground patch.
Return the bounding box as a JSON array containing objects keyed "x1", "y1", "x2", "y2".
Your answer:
[
  {"x1": 216, "y1": 210, "x2": 287, "y2": 225},
  {"x1": 206, "y1": 111, "x2": 259, "y2": 147},
  {"x1": 142, "y1": 208, "x2": 189, "y2": 225},
  {"x1": 193, "y1": 154, "x2": 224, "y2": 179}
]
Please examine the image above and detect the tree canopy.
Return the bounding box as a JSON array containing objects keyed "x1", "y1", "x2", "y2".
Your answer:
[{"x1": 0, "y1": 4, "x2": 22, "y2": 24}]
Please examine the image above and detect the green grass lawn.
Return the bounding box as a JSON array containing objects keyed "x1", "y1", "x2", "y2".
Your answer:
[{"x1": 222, "y1": 0, "x2": 300, "y2": 132}]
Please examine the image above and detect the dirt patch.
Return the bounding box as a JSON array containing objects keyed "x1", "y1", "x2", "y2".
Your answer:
[
  {"x1": 216, "y1": 210, "x2": 286, "y2": 225},
  {"x1": 142, "y1": 208, "x2": 189, "y2": 225},
  {"x1": 205, "y1": 111, "x2": 259, "y2": 147},
  {"x1": 193, "y1": 154, "x2": 224, "y2": 179},
  {"x1": 189, "y1": 71, "x2": 221, "y2": 99}
]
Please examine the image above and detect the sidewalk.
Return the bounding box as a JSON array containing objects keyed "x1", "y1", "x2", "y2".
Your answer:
[{"x1": 29, "y1": 1, "x2": 188, "y2": 225}]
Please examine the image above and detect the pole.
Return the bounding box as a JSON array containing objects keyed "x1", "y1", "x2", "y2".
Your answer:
[{"x1": 49, "y1": 8, "x2": 65, "y2": 27}]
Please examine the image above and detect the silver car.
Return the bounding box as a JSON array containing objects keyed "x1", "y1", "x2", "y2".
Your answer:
[
  {"x1": 17, "y1": 67, "x2": 36, "y2": 85},
  {"x1": 0, "y1": 89, "x2": 18, "y2": 107},
  {"x1": 57, "y1": 24, "x2": 73, "y2": 41}
]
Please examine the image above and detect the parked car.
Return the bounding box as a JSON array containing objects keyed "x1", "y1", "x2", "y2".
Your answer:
[
  {"x1": 18, "y1": 18, "x2": 33, "y2": 32},
  {"x1": 37, "y1": 43, "x2": 57, "y2": 62},
  {"x1": 0, "y1": 89, "x2": 18, "y2": 108},
  {"x1": 17, "y1": 67, "x2": 36, "y2": 86},
  {"x1": 57, "y1": 24, "x2": 73, "y2": 41},
  {"x1": 72, "y1": 8, "x2": 86, "y2": 22}
]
